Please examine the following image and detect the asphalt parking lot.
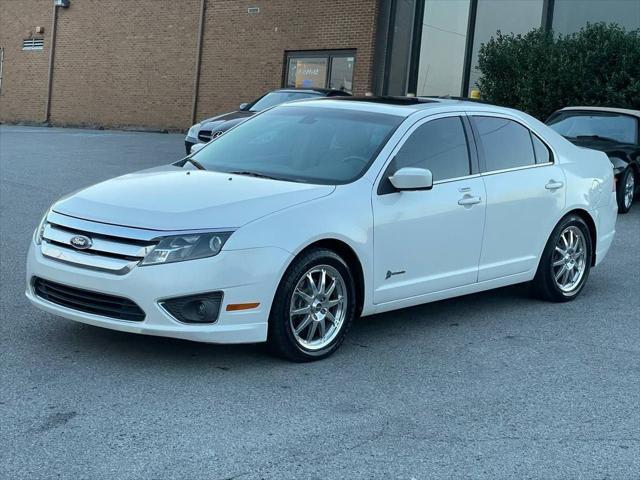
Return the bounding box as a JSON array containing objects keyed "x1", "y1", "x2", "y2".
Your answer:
[{"x1": 1, "y1": 125, "x2": 639, "y2": 479}]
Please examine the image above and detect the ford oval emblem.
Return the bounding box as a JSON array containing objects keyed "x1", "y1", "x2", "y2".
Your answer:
[{"x1": 70, "y1": 235, "x2": 92, "y2": 250}]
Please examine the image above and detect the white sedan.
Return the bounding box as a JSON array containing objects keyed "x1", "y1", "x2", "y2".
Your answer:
[{"x1": 26, "y1": 97, "x2": 617, "y2": 361}]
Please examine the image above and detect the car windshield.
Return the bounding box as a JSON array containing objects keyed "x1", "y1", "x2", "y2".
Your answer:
[
  {"x1": 191, "y1": 106, "x2": 403, "y2": 184},
  {"x1": 249, "y1": 91, "x2": 323, "y2": 112},
  {"x1": 547, "y1": 111, "x2": 638, "y2": 144}
]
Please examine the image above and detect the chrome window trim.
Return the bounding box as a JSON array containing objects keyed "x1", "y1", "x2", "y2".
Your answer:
[
  {"x1": 432, "y1": 173, "x2": 482, "y2": 185},
  {"x1": 48, "y1": 210, "x2": 236, "y2": 241},
  {"x1": 480, "y1": 161, "x2": 554, "y2": 177}
]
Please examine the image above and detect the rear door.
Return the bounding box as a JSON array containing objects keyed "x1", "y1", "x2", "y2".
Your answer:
[
  {"x1": 470, "y1": 114, "x2": 566, "y2": 281},
  {"x1": 372, "y1": 114, "x2": 486, "y2": 304}
]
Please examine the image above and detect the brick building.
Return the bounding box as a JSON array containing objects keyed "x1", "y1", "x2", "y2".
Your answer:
[{"x1": 1, "y1": 0, "x2": 637, "y2": 131}]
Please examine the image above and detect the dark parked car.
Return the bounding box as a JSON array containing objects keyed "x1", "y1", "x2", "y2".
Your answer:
[
  {"x1": 547, "y1": 107, "x2": 640, "y2": 213},
  {"x1": 185, "y1": 88, "x2": 351, "y2": 154}
]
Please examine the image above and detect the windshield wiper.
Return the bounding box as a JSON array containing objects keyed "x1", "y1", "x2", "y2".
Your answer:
[
  {"x1": 229, "y1": 170, "x2": 281, "y2": 180},
  {"x1": 575, "y1": 135, "x2": 621, "y2": 143},
  {"x1": 183, "y1": 157, "x2": 206, "y2": 170}
]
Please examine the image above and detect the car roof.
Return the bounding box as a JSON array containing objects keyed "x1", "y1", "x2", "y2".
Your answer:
[
  {"x1": 283, "y1": 95, "x2": 520, "y2": 118},
  {"x1": 274, "y1": 87, "x2": 349, "y2": 96},
  {"x1": 557, "y1": 106, "x2": 640, "y2": 118}
]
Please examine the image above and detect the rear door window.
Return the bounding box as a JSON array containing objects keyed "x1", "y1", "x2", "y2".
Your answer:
[{"x1": 473, "y1": 116, "x2": 536, "y2": 172}]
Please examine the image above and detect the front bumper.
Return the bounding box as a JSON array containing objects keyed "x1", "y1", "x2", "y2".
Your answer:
[{"x1": 26, "y1": 242, "x2": 292, "y2": 344}]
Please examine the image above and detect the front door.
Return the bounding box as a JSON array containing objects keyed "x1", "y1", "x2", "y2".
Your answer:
[{"x1": 372, "y1": 115, "x2": 486, "y2": 304}]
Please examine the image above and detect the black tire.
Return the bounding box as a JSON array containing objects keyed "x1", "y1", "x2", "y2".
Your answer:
[
  {"x1": 532, "y1": 214, "x2": 593, "y2": 302},
  {"x1": 616, "y1": 168, "x2": 636, "y2": 214},
  {"x1": 267, "y1": 248, "x2": 357, "y2": 362}
]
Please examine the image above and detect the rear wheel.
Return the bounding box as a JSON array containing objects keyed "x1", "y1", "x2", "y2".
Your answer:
[
  {"x1": 617, "y1": 168, "x2": 636, "y2": 214},
  {"x1": 532, "y1": 215, "x2": 593, "y2": 302},
  {"x1": 267, "y1": 248, "x2": 356, "y2": 362}
]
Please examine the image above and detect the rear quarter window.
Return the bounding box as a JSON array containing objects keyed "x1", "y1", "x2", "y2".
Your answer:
[{"x1": 531, "y1": 133, "x2": 551, "y2": 164}]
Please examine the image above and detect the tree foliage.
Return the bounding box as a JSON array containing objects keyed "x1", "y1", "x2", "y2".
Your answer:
[{"x1": 476, "y1": 23, "x2": 640, "y2": 120}]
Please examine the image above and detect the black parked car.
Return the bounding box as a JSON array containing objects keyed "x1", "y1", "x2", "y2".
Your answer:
[
  {"x1": 546, "y1": 107, "x2": 640, "y2": 213},
  {"x1": 185, "y1": 88, "x2": 351, "y2": 154}
]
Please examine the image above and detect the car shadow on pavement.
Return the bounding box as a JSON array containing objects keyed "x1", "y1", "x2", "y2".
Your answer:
[{"x1": 40, "y1": 282, "x2": 534, "y2": 367}]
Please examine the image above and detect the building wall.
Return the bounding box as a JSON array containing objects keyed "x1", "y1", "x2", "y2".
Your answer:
[
  {"x1": 0, "y1": 0, "x2": 378, "y2": 130},
  {"x1": 0, "y1": 0, "x2": 51, "y2": 123},
  {"x1": 196, "y1": 0, "x2": 379, "y2": 120},
  {"x1": 50, "y1": 0, "x2": 199, "y2": 130}
]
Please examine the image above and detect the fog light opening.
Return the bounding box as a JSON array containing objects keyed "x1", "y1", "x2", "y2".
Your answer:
[{"x1": 160, "y1": 292, "x2": 223, "y2": 324}]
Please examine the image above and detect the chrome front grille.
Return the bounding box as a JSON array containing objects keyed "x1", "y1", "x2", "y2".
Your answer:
[
  {"x1": 198, "y1": 130, "x2": 212, "y2": 142},
  {"x1": 40, "y1": 213, "x2": 157, "y2": 275}
]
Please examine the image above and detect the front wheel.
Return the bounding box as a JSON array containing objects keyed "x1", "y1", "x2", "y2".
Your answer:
[
  {"x1": 532, "y1": 215, "x2": 593, "y2": 302},
  {"x1": 617, "y1": 168, "x2": 636, "y2": 214},
  {"x1": 267, "y1": 248, "x2": 357, "y2": 362}
]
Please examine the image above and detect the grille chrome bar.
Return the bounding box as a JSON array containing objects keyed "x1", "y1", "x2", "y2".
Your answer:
[
  {"x1": 43, "y1": 224, "x2": 153, "y2": 258},
  {"x1": 40, "y1": 211, "x2": 234, "y2": 274},
  {"x1": 41, "y1": 241, "x2": 138, "y2": 275},
  {"x1": 40, "y1": 212, "x2": 158, "y2": 274},
  {"x1": 198, "y1": 130, "x2": 212, "y2": 142}
]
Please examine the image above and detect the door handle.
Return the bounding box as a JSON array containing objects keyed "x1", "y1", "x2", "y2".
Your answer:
[
  {"x1": 458, "y1": 194, "x2": 482, "y2": 206},
  {"x1": 545, "y1": 180, "x2": 564, "y2": 190}
]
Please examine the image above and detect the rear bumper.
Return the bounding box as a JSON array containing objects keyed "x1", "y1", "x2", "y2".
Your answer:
[
  {"x1": 26, "y1": 242, "x2": 292, "y2": 343},
  {"x1": 594, "y1": 191, "x2": 617, "y2": 267}
]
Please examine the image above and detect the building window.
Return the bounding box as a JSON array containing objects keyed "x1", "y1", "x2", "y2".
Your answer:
[
  {"x1": 416, "y1": 0, "x2": 471, "y2": 97},
  {"x1": 468, "y1": 0, "x2": 544, "y2": 94},
  {"x1": 22, "y1": 38, "x2": 44, "y2": 51},
  {"x1": 552, "y1": 0, "x2": 640, "y2": 34},
  {"x1": 385, "y1": 0, "x2": 418, "y2": 95},
  {"x1": 284, "y1": 51, "x2": 355, "y2": 93}
]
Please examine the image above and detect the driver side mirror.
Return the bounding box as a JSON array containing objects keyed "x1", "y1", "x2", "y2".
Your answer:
[
  {"x1": 190, "y1": 143, "x2": 206, "y2": 154},
  {"x1": 239, "y1": 103, "x2": 249, "y2": 111},
  {"x1": 389, "y1": 167, "x2": 433, "y2": 191}
]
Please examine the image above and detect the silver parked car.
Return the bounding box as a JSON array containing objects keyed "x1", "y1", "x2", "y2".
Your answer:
[{"x1": 184, "y1": 88, "x2": 350, "y2": 154}]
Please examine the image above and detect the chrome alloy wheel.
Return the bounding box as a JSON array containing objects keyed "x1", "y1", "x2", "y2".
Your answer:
[
  {"x1": 552, "y1": 226, "x2": 587, "y2": 293},
  {"x1": 624, "y1": 171, "x2": 635, "y2": 209},
  {"x1": 289, "y1": 265, "x2": 347, "y2": 351}
]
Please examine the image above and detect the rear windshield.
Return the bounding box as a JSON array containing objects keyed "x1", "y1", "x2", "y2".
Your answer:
[
  {"x1": 547, "y1": 111, "x2": 638, "y2": 144},
  {"x1": 191, "y1": 106, "x2": 403, "y2": 184},
  {"x1": 249, "y1": 91, "x2": 323, "y2": 111}
]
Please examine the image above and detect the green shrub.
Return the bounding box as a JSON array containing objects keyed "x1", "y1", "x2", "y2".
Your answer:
[{"x1": 476, "y1": 23, "x2": 640, "y2": 120}]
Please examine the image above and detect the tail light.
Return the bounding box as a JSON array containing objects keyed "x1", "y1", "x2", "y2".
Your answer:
[{"x1": 613, "y1": 175, "x2": 617, "y2": 192}]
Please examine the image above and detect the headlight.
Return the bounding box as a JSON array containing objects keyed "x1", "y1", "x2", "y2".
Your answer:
[
  {"x1": 34, "y1": 209, "x2": 50, "y2": 245},
  {"x1": 187, "y1": 123, "x2": 201, "y2": 138},
  {"x1": 141, "y1": 232, "x2": 232, "y2": 266}
]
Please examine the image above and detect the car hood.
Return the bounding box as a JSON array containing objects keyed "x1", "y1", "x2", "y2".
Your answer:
[
  {"x1": 52, "y1": 165, "x2": 335, "y2": 231},
  {"x1": 201, "y1": 110, "x2": 255, "y2": 131}
]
